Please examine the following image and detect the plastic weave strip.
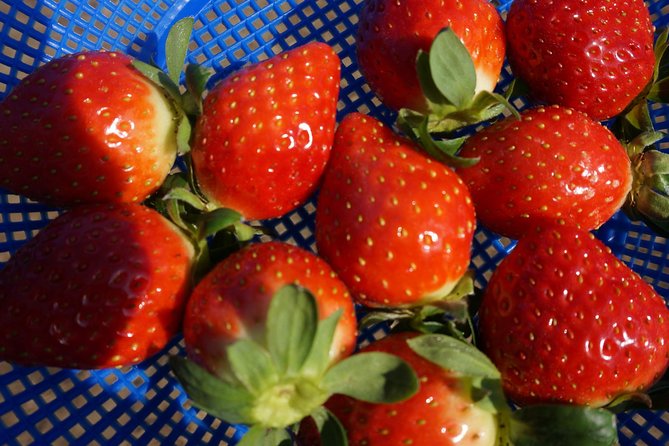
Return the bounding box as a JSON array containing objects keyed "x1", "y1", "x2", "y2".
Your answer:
[{"x1": 0, "y1": 0, "x2": 667, "y2": 445}]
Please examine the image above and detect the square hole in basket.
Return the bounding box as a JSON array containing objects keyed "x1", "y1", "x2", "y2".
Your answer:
[
  {"x1": 35, "y1": 417, "x2": 54, "y2": 434},
  {"x1": 86, "y1": 409, "x2": 102, "y2": 425},
  {"x1": 102, "y1": 425, "x2": 116, "y2": 440},
  {"x1": 72, "y1": 394, "x2": 88, "y2": 409},
  {"x1": 0, "y1": 411, "x2": 19, "y2": 428},
  {"x1": 8, "y1": 378, "x2": 25, "y2": 396},
  {"x1": 20, "y1": 399, "x2": 39, "y2": 416},
  {"x1": 15, "y1": 431, "x2": 34, "y2": 445},
  {"x1": 54, "y1": 406, "x2": 70, "y2": 422}
]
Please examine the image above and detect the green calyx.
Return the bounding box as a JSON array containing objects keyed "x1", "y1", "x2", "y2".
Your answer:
[
  {"x1": 397, "y1": 27, "x2": 518, "y2": 167},
  {"x1": 609, "y1": 27, "x2": 669, "y2": 239},
  {"x1": 132, "y1": 17, "x2": 213, "y2": 156},
  {"x1": 507, "y1": 405, "x2": 618, "y2": 446},
  {"x1": 360, "y1": 271, "x2": 478, "y2": 341},
  {"x1": 171, "y1": 285, "x2": 418, "y2": 440},
  {"x1": 134, "y1": 17, "x2": 266, "y2": 278},
  {"x1": 624, "y1": 146, "x2": 669, "y2": 237}
]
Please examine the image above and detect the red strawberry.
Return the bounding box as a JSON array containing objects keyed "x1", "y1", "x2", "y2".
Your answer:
[
  {"x1": 505, "y1": 0, "x2": 655, "y2": 121},
  {"x1": 457, "y1": 105, "x2": 632, "y2": 240},
  {"x1": 175, "y1": 241, "x2": 419, "y2": 435},
  {"x1": 478, "y1": 224, "x2": 669, "y2": 407},
  {"x1": 315, "y1": 113, "x2": 476, "y2": 308},
  {"x1": 190, "y1": 42, "x2": 340, "y2": 220},
  {"x1": 298, "y1": 332, "x2": 501, "y2": 446},
  {"x1": 0, "y1": 51, "x2": 178, "y2": 206},
  {"x1": 0, "y1": 203, "x2": 194, "y2": 369},
  {"x1": 183, "y1": 241, "x2": 357, "y2": 377},
  {"x1": 356, "y1": 0, "x2": 505, "y2": 114}
]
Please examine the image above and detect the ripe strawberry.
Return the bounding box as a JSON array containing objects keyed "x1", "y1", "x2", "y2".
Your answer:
[
  {"x1": 356, "y1": 0, "x2": 505, "y2": 114},
  {"x1": 0, "y1": 203, "x2": 194, "y2": 369},
  {"x1": 190, "y1": 42, "x2": 340, "y2": 220},
  {"x1": 315, "y1": 113, "x2": 476, "y2": 308},
  {"x1": 505, "y1": 0, "x2": 655, "y2": 121},
  {"x1": 174, "y1": 242, "x2": 419, "y2": 436},
  {"x1": 478, "y1": 224, "x2": 669, "y2": 407},
  {"x1": 297, "y1": 332, "x2": 501, "y2": 446},
  {"x1": 0, "y1": 51, "x2": 178, "y2": 206},
  {"x1": 183, "y1": 241, "x2": 357, "y2": 377},
  {"x1": 457, "y1": 105, "x2": 632, "y2": 240}
]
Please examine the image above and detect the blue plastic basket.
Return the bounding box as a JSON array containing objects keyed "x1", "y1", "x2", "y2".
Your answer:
[{"x1": 1, "y1": 0, "x2": 668, "y2": 444}]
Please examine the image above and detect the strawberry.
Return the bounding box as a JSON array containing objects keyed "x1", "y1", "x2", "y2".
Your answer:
[
  {"x1": 356, "y1": 0, "x2": 505, "y2": 114},
  {"x1": 190, "y1": 42, "x2": 340, "y2": 220},
  {"x1": 172, "y1": 242, "x2": 418, "y2": 440},
  {"x1": 505, "y1": 0, "x2": 655, "y2": 121},
  {"x1": 457, "y1": 105, "x2": 632, "y2": 240},
  {"x1": 0, "y1": 51, "x2": 178, "y2": 206},
  {"x1": 298, "y1": 332, "x2": 620, "y2": 446},
  {"x1": 315, "y1": 112, "x2": 476, "y2": 309},
  {"x1": 182, "y1": 241, "x2": 358, "y2": 376},
  {"x1": 477, "y1": 224, "x2": 669, "y2": 407},
  {"x1": 299, "y1": 332, "x2": 502, "y2": 446},
  {"x1": 0, "y1": 203, "x2": 194, "y2": 369}
]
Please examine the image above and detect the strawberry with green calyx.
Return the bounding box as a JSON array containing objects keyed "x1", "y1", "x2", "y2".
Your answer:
[
  {"x1": 135, "y1": 18, "x2": 271, "y2": 274},
  {"x1": 298, "y1": 332, "x2": 619, "y2": 446},
  {"x1": 395, "y1": 27, "x2": 518, "y2": 145},
  {"x1": 315, "y1": 112, "x2": 477, "y2": 312},
  {"x1": 0, "y1": 203, "x2": 195, "y2": 369},
  {"x1": 456, "y1": 105, "x2": 633, "y2": 240},
  {"x1": 477, "y1": 224, "x2": 669, "y2": 408},
  {"x1": 505, "y1": 0, "x2": 656, "y2": 122},
  {"x1": 181, "y1": 241, "x2": 359, "y2": 377},
  {"x1": 188, "y1": 41, "x2": 341, "y2": 221},
  {"x1": 356, "y1": 0, "x2": 511, "y2": 133},
  {"x1": 297, "y1": 332, "x2": 505, "y2": 446},
  {"x1": 173, "y1": 276, "x2": 418, "y2": 444}
]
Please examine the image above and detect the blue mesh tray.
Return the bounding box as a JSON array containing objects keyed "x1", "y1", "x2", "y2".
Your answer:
[{"x1": 1, "y1": 0, "x2": 668, "y2": 444}]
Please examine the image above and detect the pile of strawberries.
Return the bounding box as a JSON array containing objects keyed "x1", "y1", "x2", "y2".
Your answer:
[{"x1": 1, "y1": 0, "x2": 669, "y2": 445}]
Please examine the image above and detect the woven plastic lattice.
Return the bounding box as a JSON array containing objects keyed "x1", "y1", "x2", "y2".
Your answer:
[{"x1": 0, "y1": 0, "x2": 668, "y2": 445}]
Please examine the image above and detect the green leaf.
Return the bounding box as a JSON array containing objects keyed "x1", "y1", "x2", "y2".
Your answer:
[
  {"x1": 234, "y1": 222, "x2": 263, "y2": 241},
  {"x1": 267, "y1": 285, "x2": 319, "y2": 376},
  {"x1": 132, "y1": 60, "x2": 183, "y2": 106},
  {"x1": 165, "y1": 17, "x2": 194, "y2": 85},
  {"x1": 323, "y1": 352, "x2": 418, "y2": 403},
  {"x1": 226, "y1": 339, "x2": 279, "y2": 393},
  {"x1": 131, "y1": 59, "x2": 164, "y2": 84},
  {"x1": 504, "y1": 77, "x2": 531, "y2": 100},
  {"x1": 163, "y1": 187, "x2": 206, "y2": 211},
  {"x1": 510, "y1": 405, "x2": 618, "y2": 446},
  {"x1": 429, "y1": 27, "x2": 476, "y2": 108},
  {"x1": 176, "y1": 113, "x2": 192, "y2": 154},
  {"x1": 472, "y1": 90, "x2": 521, "y2": 121},
  {"x1": 416, "y1": 50, "x2": 449, "y2": 106},
  {"x1": 196, "y1": 208, "x2": 243, "y2": 239},
  {"x1": 301, "y1": 309, "x2": 343, "y2": 378},
  {"x1": 604, "y1": 392, "x2": 653, "y2": 413},
  {"x1": 403, "y1": 113, "x2": 478, "y2": 168},
  {"x1": 653, "y1": 27, "x2": 669, "y2": 82},
  {"x1": 185, "y1": 63, "x2": 214, "y2": 110},
  {"x1": 308, "y1": 407, "x2": 348, "y2": 446},
  {"x1": 169, "y1": 356, "x2": 255, "y2": 424},
  {"x1": 407, "y1": 334, "x2": 500, "y2": 380},
  {"x1": 237, "y1": 426, "x2": 293, "y2": 446},
  {"x1": 649, "y1": 76, "x2": 669, "y2": 103}
]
